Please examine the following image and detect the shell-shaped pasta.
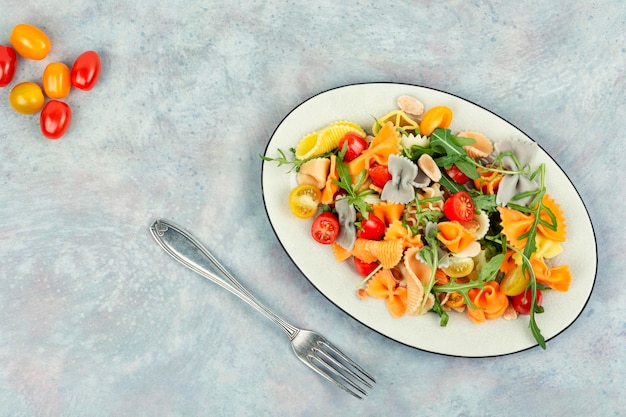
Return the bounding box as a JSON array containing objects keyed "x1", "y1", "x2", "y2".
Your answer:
[
  {"x1": 372, "y1": 110, "x2": 419, "y2": 135},
  {"x1": 295, "y1": 122, "x2": 365, "y2": 160},
  {"x1": 460, "y1": 211, "x2": 490, "y2": 240},
  {"x1": 297, "y1": 157, "x2": 330, "y2": 189},
  {"x1": 403, "y1": 247, "x2": 433, "y2": 315},
  {"x1": 351, "y1": 238, "x2": 404, "y2": 269},
  {"x1": 417, "y1": 153, "x2": 441, "y2": 182},
  {"x1": 457, "y1": 130, "x2": 494, "y2": 158},
  {"x1": 403, "y1": 246, "x2": 432, "y2": 287},
  {"x1": 397, "y1": 95, "x2": 424, "y2": 118}
]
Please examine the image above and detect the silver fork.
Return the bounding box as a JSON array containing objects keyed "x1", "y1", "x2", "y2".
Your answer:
[{"x1": 149, "y1": 218, "x2": 375, "y2": 399}]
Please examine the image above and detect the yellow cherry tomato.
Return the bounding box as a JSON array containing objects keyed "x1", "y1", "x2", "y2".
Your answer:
[
  {"x1": 9, "y1": 81, "x2": 45, "y2": 114},
  {"x1": 419, "y1": 105, "x2": 453, "y2": 136},
  {"x1": 442, "y1": 256, "x2": 474, "y2": 278},
  {"x1": 500, "y1": 265, "x2": 530, "y2": 296},
  {"x1": 288, "y1": 184, "x2": 322, "y2": 219},
  {"x1": 42, "y1": 62, "x2": 71, "y2": 98},
  {"x1": 10, "y1": 23, "x2": 51, "y2": 60}
]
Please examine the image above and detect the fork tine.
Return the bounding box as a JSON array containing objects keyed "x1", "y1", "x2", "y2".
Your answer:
[
  {"x1": 306, "y1": 354, "x2": 368, "y2": 399},
  {"x1": 314, "y1": 346, "x2": 374, "y2": 394},
  {"x1": 318, "y1": 341, "x2": 376, "y2": 386}
]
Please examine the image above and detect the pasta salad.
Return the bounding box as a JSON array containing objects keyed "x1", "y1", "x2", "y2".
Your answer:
[{"x1": 263, "y1": 94, "x2": 571, "y2": 348}]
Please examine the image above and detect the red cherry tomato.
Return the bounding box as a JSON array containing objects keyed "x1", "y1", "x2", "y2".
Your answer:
[
  {"x1": 43, "y1": 62, "x2": 71, "y2": 98},
  {"x1": 40, "y1": 100, "x2": 72, "y2": 139},
  {"x1": 356, "y1": 214, "x2": 386, "y2": 240},
  {"x1": 71, "y1": 51, "x2": 101, "y2": 91},
  {"x1": 443, "y1": 191, "x2": 475, "y2": 222},
  {"x1": 338, "y1": 132, "x2": 367, "y2": 162},
  {"x1": 10, "y1": 23, "x2": 51, "y2": 60},
  {"x1": 354, "y1": 257, "x2": 378, "y2": 276},
  {"x1": 445, "y1": 164, "x2": 470, "y2": 184},
  {"x1": 368, "y1": 164, "x2": 392, "y2": 188},
  {"x1": 0, "y1": 45, "x2": 17, "y2": 87},
  {"x1": 511, "y1": 288, "x2": 543, "y2": 315},
  {"x1": 311, "y1": 212, "x2": 340, "y2": 244}
]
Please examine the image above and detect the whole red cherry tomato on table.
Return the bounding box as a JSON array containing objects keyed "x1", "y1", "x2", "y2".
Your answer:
[
  {"x1": 10, "y1": 23, "x2": 51, "y2": 60},
  {"x1": 71, "y1": 51, "x2": 101, "y2": 91},
  {"x1": 43, "y1": 62, "x2": 71, "y2": 98},
  {"x1": 40, "y1": 100, "x2": 72, "y2": 139},
  {"x1": 0, "y1": 45, "x2": 17, "y2": 87}
]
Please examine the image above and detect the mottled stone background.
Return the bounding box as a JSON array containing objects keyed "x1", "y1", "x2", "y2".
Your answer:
[{"x1": 1, "y1": 1, "x2": 624, "y2": 416}]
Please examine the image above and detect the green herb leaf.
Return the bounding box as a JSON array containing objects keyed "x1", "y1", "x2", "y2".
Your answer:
[{"x1": 333, "y1": 154, "x2": 374, "y2": 218}]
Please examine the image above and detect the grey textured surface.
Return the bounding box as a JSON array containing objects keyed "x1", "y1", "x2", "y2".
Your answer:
[{"x1": 1, "y1": 1, "x2": 624, "y2": 416}]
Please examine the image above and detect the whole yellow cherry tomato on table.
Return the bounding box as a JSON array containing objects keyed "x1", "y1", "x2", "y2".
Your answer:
[
  {"x1": 9, "y1": 23, "x2": 51, "y2": 60},
  {"x1": 9, "y1": 81, "x2": 45, "y2": 114},
  {"x1": 42, "y1": 62, "x2": 71, "y2": 98}
]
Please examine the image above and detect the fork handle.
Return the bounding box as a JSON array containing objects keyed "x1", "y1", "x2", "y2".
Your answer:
[{"x1": 150, "y1": 218, "x2": 300, "y2": 340}]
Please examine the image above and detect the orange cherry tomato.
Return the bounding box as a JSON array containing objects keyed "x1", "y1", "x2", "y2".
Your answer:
[
  {"x1": 71, "y1": 51, "x2": 101, "y2": 91},
  {"x1": 9, "y1": 23, "x2": 51, "y2": 60},
  {"x1": 43, "y1": 62, "x2": 71, "y2": 98},
  {"x1": 419, "y1": 105, "x2": 453, "y2": 136},
  {"x1": 40, "y1": 100, "x2": 72, "y2": 139},
  {"x1": 9, "y1": 81, "x2": 45, "y2": 114}
]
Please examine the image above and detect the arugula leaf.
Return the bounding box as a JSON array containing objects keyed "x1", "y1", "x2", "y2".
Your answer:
[
  {"x1": 332, "y1": 155, "x2": 374, "y2": 217},
  {"x1": 260, "y1": 147, "x2": 335, "y2": 173},
  {"x1": 471, "y1": 193, "x2": 498, "y2": 212},
  {"x1": 429, "y1": 128, "x2": 480, "y2": 180},
  {"x1": 431, "y1": 295, "x2": 450, "y2": 327},
  {"x1": 433, "y1": 254, "x2": 504, "y2": 310},
  {"x1": 417, "y1": 224, "x2": 441, "y2": 313}
]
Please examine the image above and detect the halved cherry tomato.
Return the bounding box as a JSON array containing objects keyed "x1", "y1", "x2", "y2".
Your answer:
[
  {"x1": 288, "y1": 184, "x2": 321, "y2": 219},
  {"x1": 368, "y1": 164, "x2": 392, "y2": 188},
  {"x1": 419, "y1": 105, "x2": 453, "y2": 136},
  {"x1": 443, "y1": 191, "x2": 475, "y2": 222},
  {"x1": 354, "y1": 257, "x2": 378, "y2": 276},
  {"x1": 442, "y1": 256, "x2": 474, "y2": 278},
  {"x1": 311, "y1": 212, "x2": 340, "y2": 244},
  {"x1": 40, "y1": 100, "x2": 72, "y2": 139},
  {"x1": 9, "y1": 81, "x2": 45, "y2": 114},
  {"x1": 10, "y1": 23, "x2": 51, "y2": 60},
  {"x1": 356, "y1": 214, "x2": 386, "y2": 240},
  {"x1": 0, "y1": 45, "x2": 17, "y2": 87},
  {"x1": 512, "y1": 288, "x2": 543, "y2": 315},
  {"x1": 445, "y1": 164, "x2": 470, "y2": 184},
  {"x1": 338, "y1": 132, "x2": 367, "y2": 162},
  {"x1": 42, "y1": 62, "x2": 71, "y2": 98},
  {"x1": 500, "y1": 265, "x2": 529, "y2": 296},
  {"x1": 71, "y1": 51, "x2": 101, "y2": 91}
]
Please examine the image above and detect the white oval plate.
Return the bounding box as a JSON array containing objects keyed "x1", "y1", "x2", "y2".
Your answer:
[{"x1": 261, "y1": 83, "x2": 596, "y2": 357}]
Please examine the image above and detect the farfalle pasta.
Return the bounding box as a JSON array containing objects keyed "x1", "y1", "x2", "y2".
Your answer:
[{"x1": 263, "y1": 93, "x2": 572, "y2": 349}]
